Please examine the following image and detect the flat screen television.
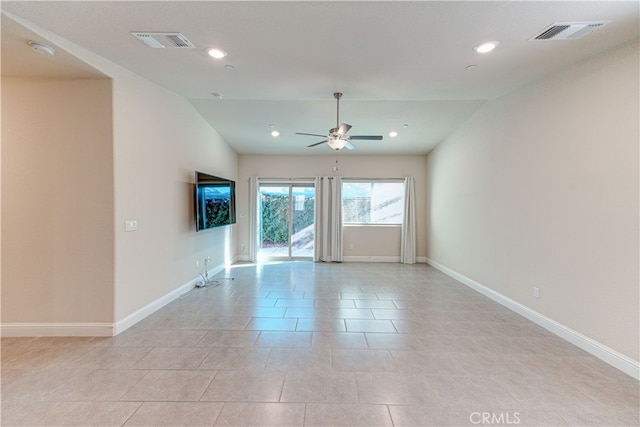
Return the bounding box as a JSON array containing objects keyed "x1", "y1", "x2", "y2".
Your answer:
[{"x1": 195, "y1": 171, "x2": 236, "y2": 231}]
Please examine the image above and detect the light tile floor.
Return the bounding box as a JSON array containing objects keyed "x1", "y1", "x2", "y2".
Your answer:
[{"x1": 2, "y1": 262, "x2": 638, "y2": 426}]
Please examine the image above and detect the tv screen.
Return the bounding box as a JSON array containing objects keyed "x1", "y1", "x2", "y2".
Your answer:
[{"x1": 195, "y1": 171, "x2": 236, "y2": 231}]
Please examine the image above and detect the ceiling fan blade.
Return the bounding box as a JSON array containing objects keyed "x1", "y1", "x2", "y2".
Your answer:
[
  {"x1": 337, "y1": 123, "x2": 352, "y2": 135},
  {"x1": 307, "y1": 140, "x2": 328, "y2": 147},
  {"x1": 345, "y1": 142, "x2": 356, "y2": 150},
  {"x1": 349, "y1": 135, "x2": 383, "y2": 140},
  {"x1": 296, "y1": 132, "x2": 328, "y2": 138}
]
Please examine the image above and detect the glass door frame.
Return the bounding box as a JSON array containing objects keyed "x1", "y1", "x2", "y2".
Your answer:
[{"x1": 257, "y1": 181, "x2": 315, "y2": 262}]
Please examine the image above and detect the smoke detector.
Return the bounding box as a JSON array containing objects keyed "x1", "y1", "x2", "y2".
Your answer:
[
  {"x1": 131, "y1": 32, "x2": 195, "y2": 48},
  {"x1": 529, "y1": 21, "x2": 611, "y2": 40},
  {"x1": 28, "y1": 40, "x2": 55, "y2": 56}
]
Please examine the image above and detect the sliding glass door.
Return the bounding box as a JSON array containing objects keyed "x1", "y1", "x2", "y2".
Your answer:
[
  {"x1": 290, "y1": 185, "x2": 315, "y2": 258},
  {"x1": 258, "y1": 183, "x2": 315, "y2": 260}
]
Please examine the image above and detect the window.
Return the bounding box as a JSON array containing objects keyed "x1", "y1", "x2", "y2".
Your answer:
[{"x1": 342, "y1": 181, "x2": 404, "y2": 224}]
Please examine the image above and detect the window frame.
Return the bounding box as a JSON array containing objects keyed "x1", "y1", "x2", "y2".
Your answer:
[{"x1": 341, "y1": 179, "x2": 405, "y2": 226}]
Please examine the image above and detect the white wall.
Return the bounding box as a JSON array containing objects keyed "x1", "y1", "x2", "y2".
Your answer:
[
  {"x1": 2, "y1": 78, "x2": 115, "y2": 325},
  {"x1": 237, "y1": 154, "x2": 427, "y2": 261},
  {"x1": 426, "y1": 42, "x2": 639, "y2": 362}
]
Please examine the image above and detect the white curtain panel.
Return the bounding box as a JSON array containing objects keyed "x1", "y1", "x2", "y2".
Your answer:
[
  {"x1": 320, "y1": 177, "x2": 333, "y2": 262},
  {"x1": 331, "y1": 176, "x2": 343, "y2": 262},
  {"x1": 401, "y1": 176, "x2": 416, "y2": 264},
  {"x1": 313, "y1": 176, "x2": 323, "y2": 262},
  {"x1": 316, "y1": 176, "x2": 343, "y2": 262},
  {"x1": 248, "y1": 176, "x2": 258, "y2": 263}
]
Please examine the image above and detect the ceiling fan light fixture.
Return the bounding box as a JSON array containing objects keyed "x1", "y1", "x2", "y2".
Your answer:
[{"x1": 327, "y1": 138, "x2": 347, "y2": 150}]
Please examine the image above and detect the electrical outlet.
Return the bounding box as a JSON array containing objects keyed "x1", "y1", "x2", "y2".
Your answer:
[
  {"x1": 241, "y1": 244, "x2": 245, "y2": 252},
  {"x1": 205, "y1": 256, "x2": 212, "y2": 262},
  {"x1": 195, "y1": 260, "x2": 200, "y2": 268},
  {"x1": 533, "y1": 287, "x2": 540, "y2": 298}
]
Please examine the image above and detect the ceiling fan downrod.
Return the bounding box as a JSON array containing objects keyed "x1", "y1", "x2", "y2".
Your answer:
[{"x1": 334, "y1": 92, "x2": 343, "y2": 130}]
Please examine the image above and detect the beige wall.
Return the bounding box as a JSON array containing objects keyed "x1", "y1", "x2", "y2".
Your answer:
[
  {"x1": 2, "y1": 17, "x2": 239, "y2": 330},
  {"x1": 2, "y1": 78, "x2": 115, "y2": 323},
  {"x1": 237, "y1": 154, "x2": 427, "y2": 260},
  {"x1": 112, "y1": 74, "x2": 238, "y2": 321},
  {"x1": 426, "y1": 42, "x2": 639, "y2": 361}
]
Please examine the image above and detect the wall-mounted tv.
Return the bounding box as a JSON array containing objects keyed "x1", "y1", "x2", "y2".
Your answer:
[{"x1": 195, "y1": 171, "x2": 236, "y2": 231}]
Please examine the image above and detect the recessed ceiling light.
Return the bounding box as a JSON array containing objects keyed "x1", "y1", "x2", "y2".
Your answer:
[
  {"x1": 389, "y1": 131, "x2": 398, "y2": 138},
  {"x1": 211, "y1": 92, "x2": 224, "y2": 99},
  {"x1": 207, "y1": 48, "x2": 227, "y2": 59},
  {"x1": 224, "y1": 64, "x2": 235, "y2": 70},
  {"x1": 465, "y1": 64, "x2": 478, "y2": 70},
  {"x1": 402, "y1": 124, "x2": 409, "y2": 128},
  {"x1": 28, "y1": 40, "x2": 55, "y2": 56},
  {"x1": 473, "y1": 41, "x2": 499, "y2": 53},
  {"x1": 270, "y1": 130, "x2": 280, "y2": 137}
]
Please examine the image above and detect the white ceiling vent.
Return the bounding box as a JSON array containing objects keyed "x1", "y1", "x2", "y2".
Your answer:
[
  {"x1": 131, "y1": 32, "x2": 195, "y2": 48},
  {"x1": 529, "y1": 21, "x2": 611, "y2": 41}
]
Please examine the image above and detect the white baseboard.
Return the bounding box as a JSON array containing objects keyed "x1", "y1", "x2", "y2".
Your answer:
[
  {"x1": 426, "y1": 258, "x2": 640, "y2": 380},
  {"x1": 1, "y1": 322, "x2": 114, "y2": 337},
  {"x1": 114, "y1": 263, "x2": 226, "y2": 335},
  {"x1": 1, "y1": 264, "x2": 227, "y2": 338},
  {"x1": 236, "y1": 255, "x2": 427, "y2": 264},
  {"x1": 343, "y1": 256, "x2": 401, "y2": 263},
  {"x1": 343, "y1": 256, "x2": 428, "y2": 264},
  {"x1": 236, "y1": 255, "x2": 428, "y2": 264},
  {"x1": 113, "y1": 281, "x2": 194, "y2": 336}
]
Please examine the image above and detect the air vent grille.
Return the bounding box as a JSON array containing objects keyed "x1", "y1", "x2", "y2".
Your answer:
[
  {"x1": 530, "y1": 21, "x2": 611, "y2": 40},
  {"x1": 535, "y1": 25, "x2": 571, "y2": 40},
  {"x1": 131, "y1": 32, "x2": 195, "y2": 48}
]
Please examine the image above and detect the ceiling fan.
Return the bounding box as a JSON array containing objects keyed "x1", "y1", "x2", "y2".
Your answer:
[{"x1": 296, "y1": 92, "x2": 383, "y2": 150}]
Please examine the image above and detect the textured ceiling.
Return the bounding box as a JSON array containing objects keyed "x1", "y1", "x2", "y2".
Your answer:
[{"x1": 2, "y1": 1, "x2": 638, "y2": 155}]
